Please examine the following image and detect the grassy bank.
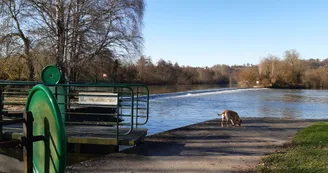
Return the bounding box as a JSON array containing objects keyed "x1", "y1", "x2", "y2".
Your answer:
[{"x1": 256, "y1": 122, "x2": 328, "y2": 173}]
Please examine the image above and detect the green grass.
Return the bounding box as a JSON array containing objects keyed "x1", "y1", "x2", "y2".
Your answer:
[{"x1": 256, "y1": 122, "x2": 328, "y2": 173}]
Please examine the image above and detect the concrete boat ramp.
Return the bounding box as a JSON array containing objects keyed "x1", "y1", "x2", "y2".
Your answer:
[{"x1": 65, "y1": 117, "x2": 325, "y2": 173}]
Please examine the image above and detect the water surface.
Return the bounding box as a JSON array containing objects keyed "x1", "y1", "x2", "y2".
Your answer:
[{"x1": 143, "y1": 87, "x2": 328, "y2": 135}]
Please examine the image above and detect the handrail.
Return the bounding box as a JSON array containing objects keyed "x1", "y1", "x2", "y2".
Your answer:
[
  {"x1": 118, "y1": 86, "x2": 134, "y2": 135},
  {"x1": 137, "y1": 85, "x2": 149, "y2": 125},
  {"x1": 0, "y1": 80, "x2": 41, "y2": 85},
  {"x1": 0, "y1": 80, "x2": 149, "y2": 138}
]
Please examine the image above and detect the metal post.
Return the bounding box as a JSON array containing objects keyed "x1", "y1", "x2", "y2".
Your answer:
[
  {"x1": 66, "y1": 84, "x2": 71, "y2": 121},
  {"x1": 0, "y1": 86, "x2": 3, "y2": 141},
  {"x1": 136, "y1": 87, "x2": 139, "y2": 128},
  {"x1": 115, "y1": 87, "x2": 120, "y2": 151},
  {"x1": 0, "y1": 115, "x2": 2, "y2": 141},
  {"x1": 0, "y1": 86, "x2": 2, "y2": 111},
  {"x1": 43, "y1": 118, "x2": 50, "y2": 172},
  {"x1": 23, "y1": 111, "x2": 34, "y2": 173}
]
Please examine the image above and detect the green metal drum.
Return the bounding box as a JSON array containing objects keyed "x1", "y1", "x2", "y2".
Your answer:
[
  {"x1": 41, "y1": 65, "x2": 61, "y2": 84},
  {"x1": 25, "y1": 84, "x2": 66, "y2": 173}
]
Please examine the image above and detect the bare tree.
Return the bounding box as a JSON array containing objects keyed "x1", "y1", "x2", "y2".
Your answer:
[
  {"x1": 136, "y1": 56, "x2": 153, "y2": 83},
  {"x1": 237, "y1": 66, "x2": 259, "y2": 88},
  {"x1": 0, "y1": 0, "x2": 35, "y2": 80},
  {"x1": 282, "y1": 50, "x2": 304, "y2": 86},
  {"x1": 28, "y1": 0, "x2": 145, "y2": 81},
  {"x1": 211, "y1": 64, "x2": 231, "y2": 84},
  {"x1": 258, "y1": 55, "x2": 280, "y2": 86},
  {"x1": 1, "y1": 0, "x2": 145, "y2": 81}
]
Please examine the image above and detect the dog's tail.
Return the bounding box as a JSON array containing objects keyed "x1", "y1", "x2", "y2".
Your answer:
[{"x1": 217, "y1": 111, "x2": 225, "y2": 116}]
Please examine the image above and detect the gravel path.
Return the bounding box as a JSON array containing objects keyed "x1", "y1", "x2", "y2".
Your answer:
[{"x1": 65, "y1": 117, "x2": 326, "y2": 173}]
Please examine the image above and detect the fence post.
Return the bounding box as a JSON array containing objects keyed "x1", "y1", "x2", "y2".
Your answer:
[
  {"x1": 0, "y1": 86, "x2": 3, "y2": 141},
  {"x1": 23, "y1": 111, "x2": 34, "y2": 173}
]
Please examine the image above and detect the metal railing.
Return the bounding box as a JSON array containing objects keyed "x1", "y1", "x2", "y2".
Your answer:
[{"x1": 0, "y1": 80, "x2": 149, "y2": 138}]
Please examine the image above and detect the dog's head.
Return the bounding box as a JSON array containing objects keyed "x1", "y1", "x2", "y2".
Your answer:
[{"x1": 239, "y1": 119, "x2": 242, "y2": 126}]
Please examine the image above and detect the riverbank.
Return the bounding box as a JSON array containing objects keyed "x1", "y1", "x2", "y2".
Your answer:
[
  {"x1": 65, "y1": 117, "x2": 326, "y2": 173},
  {"x1": 257, "y1": 121, "x2": 328, "y2": 173}
]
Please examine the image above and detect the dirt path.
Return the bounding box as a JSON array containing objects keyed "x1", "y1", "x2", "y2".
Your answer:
[{"x1": 65, "y1": 117, "x2": 326, "y2": 173}]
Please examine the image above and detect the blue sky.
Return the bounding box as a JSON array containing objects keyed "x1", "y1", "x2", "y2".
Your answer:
[{"x1": 143, "y1": 0, "x2": 328, "y2": 67}]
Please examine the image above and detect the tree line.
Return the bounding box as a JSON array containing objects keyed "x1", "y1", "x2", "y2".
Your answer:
[
  {"x1": 0, "y1": 54, "x2": 237, "y2": 85},
  {"x1": 1, "y1": 49, "x2": 328, "y2": 89},
  {"x1": 256, "y1": 50, "x2": 328, "y2": 89}
]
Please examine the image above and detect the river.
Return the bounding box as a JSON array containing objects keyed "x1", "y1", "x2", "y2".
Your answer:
[{"x1": 143, "y1": 85, "x2": 328, "y2": 135}]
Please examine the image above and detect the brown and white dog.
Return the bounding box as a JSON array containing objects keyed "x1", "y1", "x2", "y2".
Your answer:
[{"x1": 217, "y1": 110, "x2": 242, "y2": 127}]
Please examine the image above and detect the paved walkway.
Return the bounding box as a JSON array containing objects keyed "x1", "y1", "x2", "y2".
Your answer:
[{"x1": 65, "y1": 117, "x2": 325, "y2": 173}]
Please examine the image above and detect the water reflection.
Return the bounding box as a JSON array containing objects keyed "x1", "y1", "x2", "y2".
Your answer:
[
  {"x1": 281, "y1": 108, "x2": 299, "y2": 119},
  {"x1": 281, "y1": 90, "x2": 306, "y2": 103}
]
